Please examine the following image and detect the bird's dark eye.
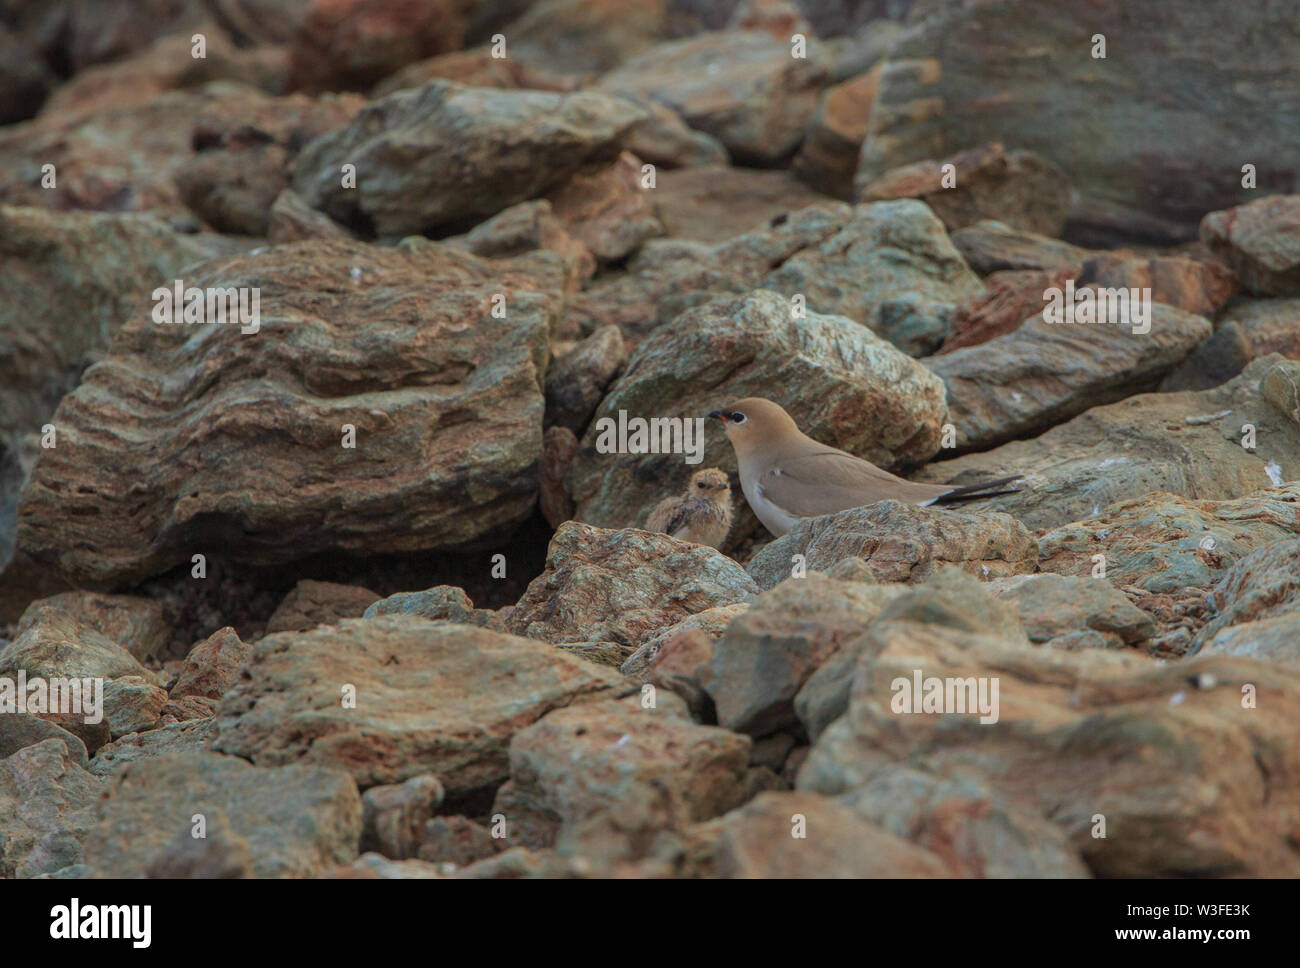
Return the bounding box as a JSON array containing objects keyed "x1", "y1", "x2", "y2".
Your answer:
[
  {"x1": 731, "y1": 412, "x2": 746, "y2": 424},
  {"x1": 697, "y1": 481, "x2": 707, "y2": 488}
]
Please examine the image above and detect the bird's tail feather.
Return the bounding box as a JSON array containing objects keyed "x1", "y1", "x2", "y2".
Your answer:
[{"x1": 932, "y1": 474, "x2": 1024, "y2": 504}]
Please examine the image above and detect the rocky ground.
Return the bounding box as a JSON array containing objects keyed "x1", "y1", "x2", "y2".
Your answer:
[{"x1": 2, "y1": 0, "x2": 1300, "y2": 878}]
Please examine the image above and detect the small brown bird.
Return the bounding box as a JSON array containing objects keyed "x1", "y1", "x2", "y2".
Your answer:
[
  {"x1": 709, "y1": 398, "x2": 1021, "y2": 537},
  {"x1": 644, "y1": 467, "x2": 734, "y2": 548}
]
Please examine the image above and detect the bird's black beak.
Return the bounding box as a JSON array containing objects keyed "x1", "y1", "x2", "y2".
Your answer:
[{"x1": 708, "y1": 410, "x2": 727, "y2": 423}]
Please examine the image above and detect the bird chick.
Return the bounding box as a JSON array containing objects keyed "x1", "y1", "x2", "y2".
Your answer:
[
  {"x1": 644, "y1": 467, "x2": 733, "y2": 548},
  {"x1": 709, "y1": 397, "x2": 1021, "y2": 537}
]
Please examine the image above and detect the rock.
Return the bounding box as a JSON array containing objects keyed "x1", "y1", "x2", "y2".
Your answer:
[
  {"x1": 598, "y1": 30, "x2": 830, "y2": 165},
  {"x1": 102, "y1": 677, "x2": 169, "y2": 739},
  {"x1": 568, "y1": 289, "x2": 949, "y2": 539},
  {"x1": 745, "y1": 501, "x2": 1039, "y2": 592},
  {"x1": 15, "y1": 238, "x2": 561, "y2": 588},
  {"x1": 491, "y1": 696, "x2": 751, "y2": 864},
  {"x1": 159, "y1": 696, "x2": 218, "y2": 724},
  {"x1": 457, "y1": 199, "x2": 595, "y2": 291},
  {"x1": 0, "y1": 614, "x2": 159, "y2": 684},
  {"x1": 623, "y1": 99, "x2": 730, "y2": 169},
  {"x1": 793, "y1": 570, "x2": 1026, "y2": 742},
  {"x1": 174, "y1": 92, "x2": 364, "y2": 235},
  {"x1": 925, "y1": 303, "x2": 1212, "y2": 452},
  {"x1": 142, "y1": 808, "x2": 255, "y2": 878},
  {"x1": 16, "y1": 592, "x2": 169, "y2": 664},
  {"x1": 0, "y1": 739, "x2": 104, "y2": 878},
  {"x1": 651, "y1": 166, "x2": 831, "y2": 243},
  {"x1": 545, "y1": 325, "x2": 627, "y2": 433},
  {"x1": 505, "y1": 0, "x2": 673, "y2": 74},
  {"x1": 0, "y1": 85, "x2": 313, "y2": 217},
  {"x1": 1193, "y1": 539, "x2": 1300, "y2": 661},
  {"x1": 360, "y1": 774, "x2": 445, "y2": 859},
  {"x1": 362, "y1": 585, "x2": 498, "y2": 628},
  {"x1": 1076, "y1": 251, "x2": 1237, "y2": 320},
  {"x1": 545, "y1": 152, "x2": 664, "y2": 262},
  {"x1": 700, "y1": 573, "x2": 908, "y2": 737},
  {"x1": 760, "y1": 199, "x2": 985, "y2": 355},
  {"x1": 213, "y1": 616, "x2": 628, "y2": 794},
  {"x1": 288, "y1": 0, "x2": 469, "y2": 93},
  {"x1": 793, "y1": 66, "x2": 882, "y2": 199},
  {"x1": 80, "y1": 752, "x2": 362, "y2": 877},
  {"x1": 1201, "y1": 195, "x2": 1300, "y2": 296},
  {"x1": 419, "y1": 816, "x2": 500, "y2": 867},
  {"x1": 859, "y1": 143, "x2": 1071, "y2": 238},
  {"x1": 292, "y1": 80, "x2": 646, "y2": 236},
  {"x1": 706, "y1": 791, "x2": 951, "y2": 877},
  {"x1": 858, "y1": 0, "x2": 1300, "y2": 237},
  {"x1": 1161, "y1": 298, "x2": 1300, "y2": 393},
  {"x1": 1037, "y1": 485, "x2": 1300, "y2": 593},
  {"x1": 799, "y1": 614, "x2": 1300, "y2": 875},
  {"x1": 986, "y1": 574, "x2": 1154, "y2": 649},
  {"x1": 505, "y1": 522, "x2": 758, "y2": 660},
  {"x1": 916, "y1": 356, "x2": 1300, "y2": 532},
  {"x1": 0, "y1": 207, "x2": 242, "y2": 566},
  {"x1": 0, "y1": 714, "x2": 89, "y2": 768},
  {"x1": 837, "y1": 766, "x2": 1089, "y2": 877},
  {"x1": 620, "y1": 603, "x2": 747, "y2": 680},
  {"x1": 36, "y1": 25, "x2": 288, "y2": 119},
  {"x1": 265, "y1": 580, "x2": 381, "y2": 634},
  {"x1": 935, "y1": 266, "x2": 1078, "y2": 354},
  {"x1": 87, "y1": 718, "x2": 217, "y2": 777},
  {"x1": 267, "y1": 188, "x2": 356, "y2": 244},
  {"x1": 172, "y1": 628, "x2": 252, "y2": 701},
  {"x1": 371, "y1": 46, "x2": 580, "y2": 97},
  {"x1": 949, "y1": 220, "x2": 1089, "y2": 275},
  {"x1": 540, "y1": 426, "x2": 578, "y2": 529}
]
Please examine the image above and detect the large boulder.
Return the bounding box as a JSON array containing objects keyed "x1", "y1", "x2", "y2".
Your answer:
[
  {"x1": 800, "y1": 606, "x2": 1300, "y2": 875},
  {"x1": 568, "y1": 290, "x2": 949, "y2": 540},
  {"x1": 1038, "y1": 485, "x2": 1300, "y2": 592},
  {"x1": 15, "y1": 238, "x2": 561, "y2": 588},
  {"x1": 917, "y1": 356, "x2": 1300, "y2": 531},
  {"x1": 212, "y1": 616, "x2": 629, "y2": 794},
  {"x1": 926, "y1": 303, "x2": 1212, "y2": 452},
  {"x1": 292, "y1": 80, "x2": 646, "y2": 236},
  {"x1": 858, "y1": 0, "x2": 1300, "y2": 237}
]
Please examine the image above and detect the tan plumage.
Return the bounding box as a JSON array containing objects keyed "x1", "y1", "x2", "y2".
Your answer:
[
  {"x1": 709, "y1": 398, "x2": 1021, "y2": 537},
  {"x1": 644, "y1": 467, "x2": 733, "y2": 548}
]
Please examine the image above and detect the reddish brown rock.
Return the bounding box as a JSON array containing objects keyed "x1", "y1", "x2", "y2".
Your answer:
[
  {"x1": 950, "y1": 220, "x2": 1089, "y2": 275},
  {"x1": 16, "y1": 239, "x2": 561, "y2": 588},
  {"x1": 360, "y1": 774, "x2": 445, "y2": 859},
  {"x1": 288, "y1": 0, "x2": 469, "y2": 93},
  {"x1": 706, "y1": 791, "x2": 951, "y2": 877},
  {"x1": 506, "y1": 522, "x2": 759, "y2": 659},
  {"x1": 265, "y1": 580, "x2": 381, "y2": 634},
  {"x1": 171, "y1": 628, "x2": 252, "y2": 701},
  {"x1": 544, "y1": 325, "x2": 627, "y2": 433},
  {"x1": 1201, "y1": 195, "x2": 1300, "y2": 296},
  {"x1": 539, "y1": 427, "x2": 578, "y2": 530},
  {"x1": 793, "y1": 66, "x2": 882, "y2": 200},
  {"x1": 372, "y1": 46, "x2": 580, "y2": 97},
  {"x1": 859, "y1": 143, "x2": 1070, "y2": 237},
  {"x1": 546, "y1": 152, "x2": 664, "y2": 263},
  {"x1": 213, "y1": 616, "x2": 629, "y2": 793},
  {"x1": 1076, "y1": 252, "x2": 1237, "y2": 319},
  {"x1": 418, "y1": 815, "x2": 500, "y2": 867},
  {"x1": 268, "y1": 188, "x2": 357, "y2": 244},
  {"x1": 936, "y1": 266, "x2": 1078, "y2": 354}
]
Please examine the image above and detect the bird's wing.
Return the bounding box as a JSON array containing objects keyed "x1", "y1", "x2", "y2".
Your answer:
[
  {"x1": 758, "y1": 449, "x2": 952, "y2": 518},
  {"x1": 645, "y1": 496, "x2": 690, "y2": 536}
]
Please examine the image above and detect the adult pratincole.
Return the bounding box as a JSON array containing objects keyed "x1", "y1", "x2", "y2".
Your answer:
[
  {"x1": 709, "y1": 398, "x2": 1022, "y2": 538},
  {"x1": 643, "y1": 467, "x2": 733, "y2": 549}
]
